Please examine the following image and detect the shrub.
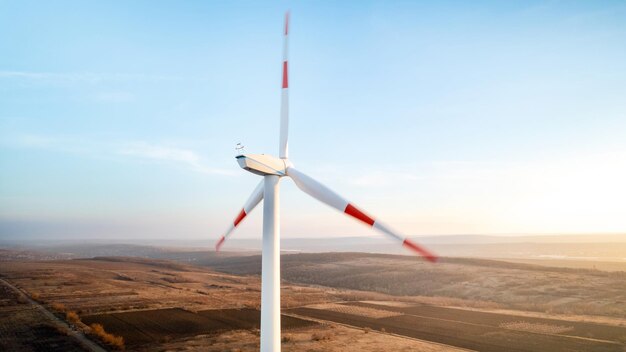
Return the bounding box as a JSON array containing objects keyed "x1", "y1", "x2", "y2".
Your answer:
[
  {"x1": 66, "y1": 311, "x2": 81, "y2": 324},
  {"x1": 89, "y1": 323, "x2": 125, "y2": 350},
  {"x1": 281, "y1": 334, "x2": 293, "y2": 343}
]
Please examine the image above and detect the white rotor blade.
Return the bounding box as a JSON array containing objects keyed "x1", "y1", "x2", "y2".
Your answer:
[
  {"x1": 287, "y1": 167, "x2": 437, "y2": 262},
  {"x1": 215, "y1": 180, "x2": 264, "y2": 251},
  {"x1": 279, "y1": 11, "x2": 290, "y2": 159}
]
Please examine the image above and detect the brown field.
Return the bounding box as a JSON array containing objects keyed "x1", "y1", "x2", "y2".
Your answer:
[
  {"x1": 0, "y1": 255, "x2": 464, "y2": 351},
  {"x1": 1, "y1": 250, "x2": 626, "y2": 351},
  {"x1": 196, "y1": 252, "x2": 626, "y2": 318},
  {"x1": 290, "y1": 301, "x2": 626, "y2": 352},
  {"x1": 349, "y1": 302, "x2": 626, "y2": 342},
  {"x1": 150, "y1": 324, "x2": 465, "y2": 352},
  {"x1": 81, "y1": 308, "x2": 316, "y2": 346},
  {"x1": 495, "y1": 258, "x2": 626, "y2": 272}
]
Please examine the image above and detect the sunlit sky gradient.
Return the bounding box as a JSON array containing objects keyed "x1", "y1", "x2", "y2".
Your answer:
[{"x1": 1, "y1": 1, "x2": 626, "y2": 241}]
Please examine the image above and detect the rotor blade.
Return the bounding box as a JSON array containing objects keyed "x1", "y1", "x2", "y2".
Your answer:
[
  {"x1": 279, "y1": 11, "x2": 289, "y2": 159},
  {"x1": 287, "y1": 167, "x2": 437, "y2": 262},
  {"x1": 215, "y1": 180, "x2": 264, "y2": 251}
]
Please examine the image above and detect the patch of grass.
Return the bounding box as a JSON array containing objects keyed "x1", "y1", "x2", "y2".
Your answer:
[
  {"x1": 51, "y1": 302, "x2": 67, "y2": 313},
  {"x1": 500, "y1": 321, "x2": 573, "y2": 334},
  {"x1": 311, "y1": 332, "x2": 332, "y2": 341}
]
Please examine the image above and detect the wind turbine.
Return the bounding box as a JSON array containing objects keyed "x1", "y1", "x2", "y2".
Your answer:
[{"x1": 215, "y1": 12, "x2": 437, "y2": 352}]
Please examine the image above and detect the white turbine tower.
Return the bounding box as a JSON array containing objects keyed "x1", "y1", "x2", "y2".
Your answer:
[{"x1": 215, "y1": 12, "x2": 437, "y2": 352}]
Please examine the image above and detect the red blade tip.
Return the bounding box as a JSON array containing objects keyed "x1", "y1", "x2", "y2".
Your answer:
[
  {"x1": 403, "y1": 239, "x2": 438, "y2": 263},
  {"x1": 215, "y1": 236, "x2": 226, "y2": 252}
]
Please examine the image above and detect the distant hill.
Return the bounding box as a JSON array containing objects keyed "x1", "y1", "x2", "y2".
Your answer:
[{"x1": 2, "y1": 233, "x2": 625, "y2": 263}]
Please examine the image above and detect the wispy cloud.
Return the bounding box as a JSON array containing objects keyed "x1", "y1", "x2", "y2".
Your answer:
[
  {"x1": 5, "y1": 134, "x2": 234, "y2": 176},
  {"x1": 118, "y1": 142, "x2": 235, "y2": 176}
]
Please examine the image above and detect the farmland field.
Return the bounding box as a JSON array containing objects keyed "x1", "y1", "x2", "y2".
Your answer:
[
  {"x1": 81, "y1": 308, "x2": 316, "y2": 346},
  {"x1": 2, "y1": 249, "x2": 626, "y2": 351},
  {"x1": 197, "y1": 252, "x2": 626, "y2": 318},
  {"x1": 290, "y1": 301, "x2": 626, "y2": 352},
  {"x1": 0, "y1": 255, "x2": 463, "y2": 351}
]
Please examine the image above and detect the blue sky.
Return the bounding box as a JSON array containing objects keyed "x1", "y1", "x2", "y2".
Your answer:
[{"x1": 1, "y1": 1, "x2": 625, "y2": 241}]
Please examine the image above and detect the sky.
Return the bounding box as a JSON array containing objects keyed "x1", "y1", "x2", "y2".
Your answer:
[{"x1": 1, "y1": 0, "x2": 626, "y2": 242}]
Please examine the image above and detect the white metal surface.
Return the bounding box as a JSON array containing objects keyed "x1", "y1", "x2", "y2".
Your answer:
[
  {"x1": 260, "y1": 175, "x2": 281, "y2": 352},
  {"x1": 372, "y1": 221, "x2": 404, "y2": 241},
  {"x1": 237, "y1": 154, "x2": 287, "y2": 176},
  {"x1": 287, "y1": 167, "x2": 348, "y2": 210},
  {"x1": 279, "y1": 89, "x2": 289, "y2": 159},
  {"x1": 244, "y1": 180, "x2": 265, "y2": 213},
  {"x1": 279, "y1": 13, "x2": 289, "y2": 159}
]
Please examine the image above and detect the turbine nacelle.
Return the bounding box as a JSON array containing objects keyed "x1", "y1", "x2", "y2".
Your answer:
[{"x1": 236, "y1": 154, "x2": 290, "y2": 176}]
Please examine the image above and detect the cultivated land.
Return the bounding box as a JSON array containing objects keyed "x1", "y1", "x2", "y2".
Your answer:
[
  {"x1": 195, "y1": 252, "x2": 626, "y2": 318},
  {"x1": 1, "y1": 249, "x2": 625, "y2": 351}
]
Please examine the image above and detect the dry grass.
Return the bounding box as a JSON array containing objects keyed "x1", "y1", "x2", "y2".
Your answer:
[
  {"x1": 499, "y1": 321, "x2": 574, "y2": 334},
  {"x1": 151, "y1": 326, "x2": 462, "y2": 352},
  {"x1": 311, "y1": 331, "x2": 333, "y2": 341},
  {"x1": 89, "y1": 323, "x2": 125, "y2": 350},
  {"x1": 51, "y1": 302, "x2": 67, "y2": 313},
  {"x1": 309, "y1": 303, "x2": 401, "y2": 319},
  {"x1": 0, "y1": 259, "x2": 273, "y2": 315}
]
